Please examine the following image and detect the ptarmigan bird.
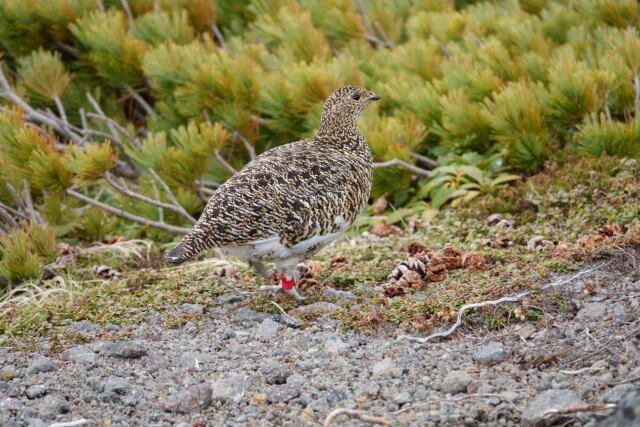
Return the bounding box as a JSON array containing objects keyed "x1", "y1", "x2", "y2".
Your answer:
[{"x1": 166, "y1": 85, "x2": 380, "y2": 300}]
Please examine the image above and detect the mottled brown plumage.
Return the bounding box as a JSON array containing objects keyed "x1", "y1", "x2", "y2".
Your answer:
[{"x1": 166, "y1": 85, "x2": 379, "y2": 297}]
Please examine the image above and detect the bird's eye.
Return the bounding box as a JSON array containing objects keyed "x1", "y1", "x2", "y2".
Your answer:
[{"x1": 352, "y1": 94, "x2": 360, "y2": 101}]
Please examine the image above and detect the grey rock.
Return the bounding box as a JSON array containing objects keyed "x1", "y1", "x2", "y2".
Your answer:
[
  {"x1": 211, "y1": 373, "x2": 245, "y2": 404},
  {"x1": 474, "y1": 342, "x2": 507, "y2": 365},
  {"x1": 175, "y1": 423, "x2": 192, "y2": 427},
  {"x1": 394, "y1": 391, "x2": 412, "y2": 405},
  {"x1": 309, "y1": 397, "x2": 329, "y2": 411},
  {"x1": 232, "y1": 308, "x2": 269, "y2": 326},
  {"x1": 264, "y1": 367, "x2": 290, "y2": 385},
  {"x1": 181, "y1": 303, "x2": 204, "y2": 315},
  {"x1": 36, "y1": 395, "x2": 68, "y2": 420},
  {"x1": 326, "y1": 389, "x2": 347, "y2": 405},
  {"x1": 104, "y1": 376, "x2": 131, "y2": 395},
  {"x1": 267, "y1": 384, "x2": 301, "y2": 403},
  {"x1": 0, "y1": 365, "x2": 17, "y2": 380},
  {"x1": 66, "y1": 321, "x2": 101, "y2": 333},
  {"x1": 215, "y1": 293, "x2": 243, "y2": 305},
  {"x1": 62, "y1": 346, "x2": 97, "y2": 364},
  {"x1": 442, "y1": 370, "x2": 473, "y2": 394},
  {"x1": 99, "y1": 341, "x2": 147, "y2": 358},
  {"x1": 359, "y1": 382, "x2": 380, "y2": 398},
  {"x1": 179, "y1": 352, "x2": 209, "y2": 369},
  {"x1": 273, "y1": 314, "x2": 302, "y2": 328},
  {"x1": 86, "y1": 376, "x2": 104, "y2": 392},
  {"x1": 575, "y1": 302, "x2": 607, "y2": 321},
  {"x1": 25, "y1": 385, "x2": 47, "y2": 399},
  {"x1": 255, "y1": 318, "x2": 281, "y2": 340},
  {"x1": 26, "y1": 357, "x2": 56, "y2": 375},
  {"x1": 325, "y1": 338, "x2": 349, "y2": 353},
  {"x1": 0, "y1": 397, "x2": 23, "y2": 414},
  {"x1": 325, "y1": 288, "x2": 355, "y2": 299},
  {"x1": 161, "y1": 383, "x2": 212, "y2": 414},
  {"x1": 597, "y1": 387, "x2": 640, "y2": 427},
  {"x1": 25, "y1": 418, "x2": 47, "y2": 427},
  {"x1": 522, "y1": 389, "x2": 583, "y2": 426},
  {"x1": 372, "y1": 358, "x2": 395, "y2": 377},
  {"x1": 603, "y1": 384, "x2": 637, "y2": 403},
  {"x1": 104, "y1": 324, "x2": 120, "y2": 332}
]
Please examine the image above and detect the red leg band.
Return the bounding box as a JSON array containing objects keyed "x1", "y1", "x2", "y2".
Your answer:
[{"x1": 280, "y1": 274, "x2": 295, "y2": 290}]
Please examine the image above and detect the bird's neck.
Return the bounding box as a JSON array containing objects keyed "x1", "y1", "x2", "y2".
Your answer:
[{"x1": 316, "y1": 116, "x2": 361, "y2": 144}]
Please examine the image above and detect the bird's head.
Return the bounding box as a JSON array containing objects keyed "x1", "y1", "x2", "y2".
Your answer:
[{"x1": 317, "y1": 85, "x2": 380, "y2": 139}]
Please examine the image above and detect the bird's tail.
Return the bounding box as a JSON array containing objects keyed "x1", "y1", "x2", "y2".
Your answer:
[
  {"x1": 165, "y1": 228, "x2": 214, "y2": 265},
  {"x1": 165, "y1": 242, "x2": 190, "y2": 265}
]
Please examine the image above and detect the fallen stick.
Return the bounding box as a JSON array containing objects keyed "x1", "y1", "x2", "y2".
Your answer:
[
  {"x1": 323, "y1": 408, "x2": 390, "y2": 427},
  {"x1": 542, "y1": 403, "x2": 615, "y2": 418},
  {"x1": 397, "y1": 262, "x2": 609, "y2": 344}
]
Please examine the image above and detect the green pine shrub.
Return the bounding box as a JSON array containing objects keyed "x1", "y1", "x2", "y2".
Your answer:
[
  {"x1": 0, "y1": 0, "x2": 637, "y2": 287},
  {"x1": 0, "y1": 222, "x2": 56, "y2": 285}
]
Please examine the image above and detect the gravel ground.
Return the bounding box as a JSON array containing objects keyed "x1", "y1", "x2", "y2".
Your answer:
[{"x1": 1, "y1": 257, "x2": 639, "y2": 427}]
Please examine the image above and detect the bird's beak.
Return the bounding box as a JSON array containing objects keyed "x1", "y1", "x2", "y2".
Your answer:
[{"x1": 368, "y1": 93, "x2": 381, "y2": 101}]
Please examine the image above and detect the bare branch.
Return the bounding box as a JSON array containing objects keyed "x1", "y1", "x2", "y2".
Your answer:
[
  {"x1": 397, "y1": 262, "x2": 610, "y2": 344},
  {"x1": 357, "y1": 0, "x2": 391, "y2": 48},
  {"x1": 210, "y1": 24, "x2": 227, "y2": 51},
  {"x1": 373, "y1": 158, "x2": 432, "y2": 177},
  {"x1": 66, "y1": 188, "x2": 190, "y2": 234},
  {"x1": 148, "y1": 169, "x2": 197, "y2": 225},
  {"x1": 633, "y1": 74, "x2": 640, "y2": 114},
  {"x1": 125, "y1": 86, "x2": 158, "y2": 121},
  {"x1": 219, "y1": 121, "x2": 256, "y2": 160},
  {"x1": 373, "y1": 21, "x2": 393, "y2": 48},
  {"x1": 197, "y1": 180, "x2": 221, "y2": 189},
  {"x1": 86, "y1": 93, "x2": 142, "y2": 151},
  {"x1": 150, "y1": 179, "x2": 163, "y2": 223},
  {"x1": 410, "y1": 152, "x2": 438, "y2": 170},
  {"x1": 0, "y1": 67, "x2": 83, "y2": 143},
  {"x1": 323, "y1": 408, "x2": 390, "y2": 427},
  {"x1": 119, "y1": 0, "x2": 134, "y2": 24},
  {"x1": 103, "y1": 172, "x2": 195, "y2": 224},
  {"x1": 0, "y1": 206, "x2": 18, "y2": 228},
  {"x1": 53, "y1": 96, "x2": 68, "y2": 125},
  {"x1": 436, "y1": 39, "x2": 452, "y2": 57},
  {"x1": 21, "y1": 179, "x2": 43, "y2": 224},
  {"x1": 215, "y1": 150, "x2": 238, "y2": 175},
  {"x1": 0, "y1": 201, "x2": 30, "y2": 221}
]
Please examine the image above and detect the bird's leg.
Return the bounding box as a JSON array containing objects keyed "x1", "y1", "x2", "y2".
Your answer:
[
  {"x1": 249, "y1": 260, "x2": 271, "y2": 279},
  {"x1": 259, "y1": 273, "x2": 305, "y2": 301}
]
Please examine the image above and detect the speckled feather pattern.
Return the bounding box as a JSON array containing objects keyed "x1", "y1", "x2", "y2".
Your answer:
[{"x1": 167, "y1": 85, "x2": 378, "y2": 264}]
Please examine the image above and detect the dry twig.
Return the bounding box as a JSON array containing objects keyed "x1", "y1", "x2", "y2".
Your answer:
[
  {"x1": 373, "y1": 158, "x2": 432, "y2": 177},
  {"x1": 66, "y1": 188, "x2": 190, "y2": 234},
  {"x1": 542, "y1": 404, "x2": 615, "y2": 418},
  {"x1": 323, "y1": 408, "x2": 390, "y2": 427},
  {"x1": 398, "y1": 262, "x2": 608, "y2": 344},
  {"x1": 148, "y1": 169, "x2": 197, "y2": 225},
  {"x1": 356, "y1": 0, "x2": 392, "y2": 48}
]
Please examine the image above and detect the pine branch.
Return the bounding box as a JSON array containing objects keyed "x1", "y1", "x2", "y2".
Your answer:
[
  {"x1": 103, "y1": 172, "x2": 196, "y2": 224},
  {"x1": 66, "y1": 188, "x2": 190, "y2": 234},
  {"x1": 86, "y1": 93, "x2": 142, "y2": 151},
  {"x1": 357, "y1": 0, "x2": 392, "y2": 48},
  {"x1": 410, "y1": 152, "x2": 438, "y2": 170},
  {"x1": 125, "y1": 86, "x2": 158, "y2": 121},
  {"x1": 0, "y1": 201, "x2": 30, "y2": 222},
  {"x1": 215, "y1": 150, "x2": 238, "y2": 174},
  {"x1": 0, "y1": 67, "x2": 83, "y2": 144},
  {"x1": 0, "y1": 206, "x2": 19, "y2": 228},
  {"x1": 633, "y1": 74, "x2": 640, "y2": 114},
  {"x1": 119, "y1": 0, "x2": 134, "y2": 24},
  {"x1": 210, "y1": 24, "x2": 227, "y2": 51},
  {"x1": 372, "y1": 159, "x2": 432, "y2": 177},
  {"x1": 219, "y1": 121, "x2": 256, "y2": 160},
  {"x1": 148, "y1": 169, "x2": 197, "y2": 225}
]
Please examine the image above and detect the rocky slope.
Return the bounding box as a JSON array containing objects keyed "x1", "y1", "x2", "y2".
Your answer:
[{"x1": 1, "y1": 253, "x2": 639, "y2": 427}]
